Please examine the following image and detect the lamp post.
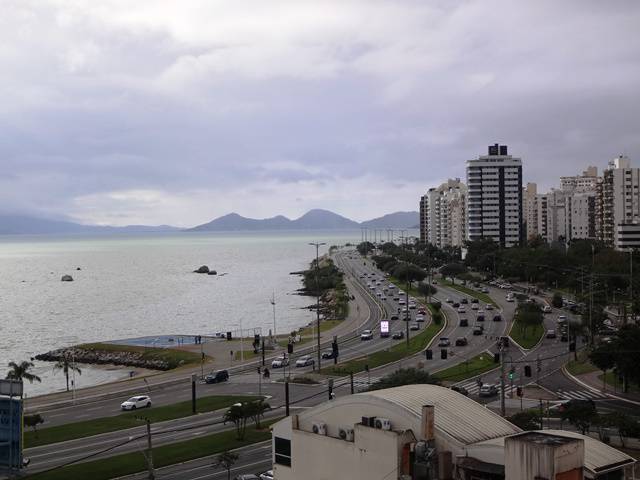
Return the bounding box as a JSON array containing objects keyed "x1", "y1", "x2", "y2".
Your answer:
[
  {"x1": 270, "y1": 291, "x2": 277, "y2": 339},
  {"x1": 309, "y1": 242, "x2": 326, "y2": 370}
]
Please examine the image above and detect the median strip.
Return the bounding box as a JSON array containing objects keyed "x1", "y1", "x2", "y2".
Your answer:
[
  {"x1": 434, "y1": 352, "x2": 497, "y2": 383},
  {"x1": 26, "y1": 395, "x2": 261, "y2": 449}
]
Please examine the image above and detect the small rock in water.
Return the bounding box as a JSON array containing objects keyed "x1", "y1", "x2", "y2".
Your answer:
[
  {"x1": 76, "y1": 267, "x2": 82, "y2": 271},
  {"x1": 207, "y1": 270, "x2": 217, "y2": 275},
  {"x1": 61, "y1": 274, "x2": 74, "y2": 282},
  {"x1": 194, "y1": 265, "x2": 210, "y2": 274}
]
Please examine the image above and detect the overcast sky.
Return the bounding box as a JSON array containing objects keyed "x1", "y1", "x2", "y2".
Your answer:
[{"x1": 1, "y1": 1, "x2": 639, "y2": 226}]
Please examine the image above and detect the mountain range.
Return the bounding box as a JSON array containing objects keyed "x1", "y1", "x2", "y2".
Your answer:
[{"x1": 0, "y1": 210, "x2": 419, "y2": 235}]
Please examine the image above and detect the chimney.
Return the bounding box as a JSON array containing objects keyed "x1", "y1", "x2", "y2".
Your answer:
[{"x1": 421, "y1": 405, "x2": 435, "y2": 441}]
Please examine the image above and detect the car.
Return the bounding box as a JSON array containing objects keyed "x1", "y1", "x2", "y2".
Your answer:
[
  {"x1": 438, "y1": 337, "x2": 451, "y2": 347},
  {"x1": 472, "y1": 325, "x2": 484, "y2": 335},
  {"x1": 546, "y1": 329, "x2": 557, "y2": 339},
  {"x1": 398, "y1": 299, "x2": 406, "y2": 305},
  {"x1": 409, "y1": 303, "x2": 417, "y2": 310},
  {"x1": 360, "y1": 330, "x2": 374, "y2": 340},
  {"x1": 451, "y1": 385, "x2": 469, "y2": 396},
  {"x1": 271, "y1": 355, "x2": 289, "y2": 368},
  {"x1": 415, "y1": 314, "x2": 425, "y2": 322},
  {"x1": 455, "y1": 337, "x2": 468, "y2": 346},
  {"x1": 460, "y1": 298, "x2": 468, "y2": 304},
  {"x1": 376, "y1": 291, "x2": 382, "y2": 297},
  {"x1": 457, "y1": 306, "x2": 466, "y2": 313},
  {"x1": 452, "y1": 302, "x2": 460, "y2": 308},
  {"x1": 477, "y1": 309, "x2": 484, "y2": 315},
  {"x1": 471, "y1": 298, "x2": 479, "y2": 304},
  {"x1": 381, "y1": 295, "x2": 387, "y2": 300},
  {"x1": 321, "y1": 350, "x2": 337, "y2": 359},
  {"x1": 390, "y1": 314, "x2": 399, "y2": 320},
  {"x1": 359, "y1": 274, "x2": 365, "y2": 278},
  {"x1": 479, "y1": 384, "x2": 498, "y2": 397},
  {"x1": 459, "y1": 318, "x2": 469, "y2": 327},
  {"x1": 401, "y1": 307, "x2": 409, "y2": 314},
  {"x1": 388, "y1": 284, "x2": 395, "y2": 290},
  {"x1": 497, "y1": 336, "x2": 510, "y2": 348},
  {"x1": 506, "y1": 295, "x2": 514, "y2": 302},
  {"x1": 557, "y1": 315, "x2": 567, "y2": 323},
  {"x1": 481, "y1": 287, "x2": 489, "y2": 293},
  {"x1": 295, "y1": 355, "x2": 315, "y2": 367},
  {"x1": 486, "y1": 304, "x2": 494, "y2": 310},
  {"x1": 259, "y1": 471, "x2": 274, "y2": 480},
  {"x1": 471, "y1": 303, "x2": 479, "y2": 310},
  {"x1": 121, "y1": 395, "x2": 151, "y2": 410},
  {"x1": 542, "y1": 305, "x2": 552, "y2": 313},
  {"x1": 393, "y1": 296, "x2": 400, "y2": 301},
  {"x1": 476, "y1": 314, "x2": 485, "y2": 322},
  {"x1": 445, "y1": 298, "x2": 453, "y2": 303},
  {"x1": 418, "y1": 308, "x2": 426, "y2": 315},
  {"x1": 492, "y1": 315, "x2": 502, "y2": 322},
  {"x1": 234, "y1": 475, "x2": 260, "y2": 480},
  {"x1": 409, "y1": 323, "x2": 420, "y2": 331},
  {"x1": 205, "y1": 370, "x2": 229, "y2": 384},
  {"x1": 392, "y1": 331, "x2": 405, "y2": 340},
  {"x1": 369, "y1": 285, "x2": 376, "y2": 290}
]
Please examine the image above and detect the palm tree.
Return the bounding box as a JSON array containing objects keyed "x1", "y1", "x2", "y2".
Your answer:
[
  {"x1": 54, "y1": 354, "x2": 82, "y2": 392},
  {"x1": 214, "y1": 450, "x2": 239, "y2": 480},
  {"x1": 6, "y1": 360, "x2": 41, "y2": 384}
]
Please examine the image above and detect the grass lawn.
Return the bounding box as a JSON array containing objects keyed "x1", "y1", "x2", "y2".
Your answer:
[
  {"x1": 442, "y1": 281, "x2": 497, "y2": 306},
  {"x1": 434, "y1": 353, "x2": 497, "y2": 382},
  {"x1": 80, "y1": 343, "x2": 202, "y2": 369},
  {"x1": 320, "y1": 322, "x2": 442, "y2": 376},
  {"x1": 25, "y1": 422, "x2": 277, "y2": 480},
  {"x1": 25, "y1": 395, "x2": 261, "y2": 448},
  {"x1": 565, "y1": 351, "x2": 598, "y2": 376},
  {"x1": 598, "y1": 372, "x2": 640, "y2": 394},
  {"x1": 509, "y1": 321, "x2": 544, "y2": 350}
]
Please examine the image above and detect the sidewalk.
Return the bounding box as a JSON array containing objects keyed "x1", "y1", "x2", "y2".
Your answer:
[{"x1": 573, "y1": 369, "x2": 640, "y2": 403}]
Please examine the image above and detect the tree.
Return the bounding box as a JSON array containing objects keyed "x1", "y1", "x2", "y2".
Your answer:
[
  {"x1": 515, "y1": 303, "x2": 543, "y2": 338},
  {"x1": 588, "y1": 343, "x2": 616, "y2": 391},
  {"x1": 417, "y1": 282, "x2": 436, "y2": 296},
  {"x1": 368, "y1": 368, "x2": 440, "y2": 391},
  {"x1": 392, "y1": 263, "x2": 426, "y2": 283},
  {"x1": 508, "y1": 411, "x2": 541, "y2": 430},
  {"x1": 6, "y1": 361, "x2": 41, "y2": 384},
  {"x1": 24, "y1": 414, "x2": 44, "y2": 438},
  {"x1": 439, "y1": 263, "x2": 467, "y2": 284},
  {"x1": 560, "y1": 399, "x2": 597, "y2": 434},
  {"x1": 214, "y1": 450, "x2": 239, "y2": 480},
  {"x1": 54, "y1": 354, "x2": 82, "y2": 392},
  {"x1": 245, "y1": 399, "x2": 270, "y2": 429},
  {"x1": 223, "y1": 403, "x2": 249, "y2": 440},
  {"x1": 610, "y1": 324, "x2": 640, "y2": 391},
  {"x1": 551, "y1": 292, "x2": 563, "y2": 308}
]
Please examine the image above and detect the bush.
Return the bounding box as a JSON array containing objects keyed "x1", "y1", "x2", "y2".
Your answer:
[
  {"x1": 432, "y1": 312, "x2": 443, "y2": 325},
  {"x1": 552, "y1": 292, "x2": 563, "y2": 308},
  {"x1": 430, "y1": 301, "x2": 442, "y2": 311}
]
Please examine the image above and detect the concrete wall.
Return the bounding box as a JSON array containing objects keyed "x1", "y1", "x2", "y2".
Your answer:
[{"x1": 505, "y1": 435, "x2": 584, "y2": 480}]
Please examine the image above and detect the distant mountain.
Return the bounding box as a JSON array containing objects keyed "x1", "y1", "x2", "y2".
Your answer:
[
  {"x1": 0, "y1": 215, "x2": 179, "y2": 235},
  {"x1": 188, "y1": 209, "x2": 415, "y2": 232},
  {"x1": 359, "y1": 211, "x2": 419, "y2": 229}
]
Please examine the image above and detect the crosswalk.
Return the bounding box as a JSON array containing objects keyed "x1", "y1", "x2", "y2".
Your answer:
[
  {"x1": 556, "y1": 389, "x2": 610, "y2": 401},
  {"x1": 350, "y1": 375, "x2": 382, "y2": 392},
  {"x1": 455, "y1": 380, "x2": 518, "y2": 398}
]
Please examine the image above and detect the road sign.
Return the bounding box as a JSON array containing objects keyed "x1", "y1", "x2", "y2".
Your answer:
[{"x1": 0, "y1": 380, "x2": 22, "y2": 397}]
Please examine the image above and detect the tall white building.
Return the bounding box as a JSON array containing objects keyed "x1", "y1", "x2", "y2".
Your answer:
[
  {"x1": 466, "y1": 144, "x2": 523, "y2": 248},
  {"x1": 419, "y1": 179, "x2": 467, "y2": 248},
  {"x1": 598, "y1": 155, "x2": 640, "y2": 249}
]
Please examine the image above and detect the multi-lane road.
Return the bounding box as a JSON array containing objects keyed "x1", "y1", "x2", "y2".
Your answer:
[{"x1": 21, "y1": 247, "x2": 637, "y2": 479}]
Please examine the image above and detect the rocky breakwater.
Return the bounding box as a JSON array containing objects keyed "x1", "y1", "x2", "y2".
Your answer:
[{"x1": 36, "y1": 346, "x2": 173, "y2": 371}]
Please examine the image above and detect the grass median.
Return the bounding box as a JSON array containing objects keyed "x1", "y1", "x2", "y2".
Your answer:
[
  {"x1": 26, "y1": 395, "x2": 261, "y2": 449},
  {"x1": 24, "y1": 421, "x2": 278, "y2": 480},
  {"x1": 320, "y1": 322, "x2": 442, "y2": 376},
  {"x1": 434, "y1": 352, "x2": 496, "y2": 383},
  {"x1": 79, "y1": 342, "x2": 203, "y2": 369},
  {"x1": 509, "y1": 319, "x2": 544, "y2": 350},
  {"x1": 441, "y1": 281, "x2": 497, "y2": 306}
]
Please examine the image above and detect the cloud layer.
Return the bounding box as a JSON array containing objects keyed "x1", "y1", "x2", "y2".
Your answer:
[{"x1": 1, "y1": 0, "x2": 639, "y2": 226}]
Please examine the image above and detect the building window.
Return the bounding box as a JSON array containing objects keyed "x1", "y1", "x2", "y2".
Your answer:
[{"x1": 274, "y1": 437, "x2": 292, "y2": 467}]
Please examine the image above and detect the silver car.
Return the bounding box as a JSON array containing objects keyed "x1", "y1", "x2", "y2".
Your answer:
[{"x1": 295, "y1": 355, "x2": 315, "y2": 367}]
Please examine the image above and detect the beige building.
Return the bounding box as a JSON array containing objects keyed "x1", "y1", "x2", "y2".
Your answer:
[
  {"x1": 270, "y1": 384, "x2": 635, "y2": 480},
  {"x1": 523, "y1": 183, "x2": 538, "y2": 240},
  {"x1": 419, "y1": 179, "x2": 467, "y2": 248}
]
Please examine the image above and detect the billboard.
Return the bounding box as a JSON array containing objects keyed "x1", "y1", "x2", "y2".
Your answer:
[
  {"x1": 380, "y1": 320, "x2": 390, "y2": 337},
  {"x1": 0, "y1": 397, "x2": 22, "y2": 469}
]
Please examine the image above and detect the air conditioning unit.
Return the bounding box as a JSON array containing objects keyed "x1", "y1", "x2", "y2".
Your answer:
[
  {"x1": 375, "y1": 418, "x2": 392, "y2": 430},
  {"x1": 361, "y1": 416, "x2": 376, "y2": 427},
  {"x1": 312, "y1": 422, "x2": 327, "y2": 435},
  {"x1": 339, "y1": 427, "x2": 354, "y2": 441}
]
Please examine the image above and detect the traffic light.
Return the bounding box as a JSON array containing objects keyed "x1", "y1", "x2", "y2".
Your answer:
[
  {"x1": 328, "y1": 379, "x2": 334, "y2": 400},
  {"x1": 332, "y1": 340, "x2": 339, "y2": 357},
  {"x1": 516, "y1": 386, "x2": 523, "y2": 397},
  {"x1": 508, "y1": 367, "x2": 515, "y2": 381},
  {"x1": 569, "y1": 342, "x2": 576, "y2": 352},
  {"x1": 493, "y1": 352, "x2": 500, "y2": 363},
  {"x1": 524, "y1": 365, "x2": 532, "y2": 377},
  {"x1": 364, "y1": 364, "x2": 369, "y2": 373},
  {"x1": 257, "y1": 366, "x2": 261, "y2": 374},
  {"x1": 287, "y1": 343, "x2": 294, "y2": 354},
  {"x1": 441, "y1": 349, "x2": 447, "y2": 360},
  {"x1": 425, "y1": 349, "x2": 433, "y2": 360},
  {"x1": 226, "y1": 331, "x2": 232, "y2": 341}
]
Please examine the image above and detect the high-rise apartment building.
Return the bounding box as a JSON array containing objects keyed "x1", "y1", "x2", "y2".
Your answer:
[
  {"x1": 597, "y1": 155, "x2": 640, "y2": 249},
  {"x1": 523, "y1": 183, "x2": 538, "y2": 241},
  {"x1": 419, "y1": 179, "x2": 467, "y2": 248},
  {"x1": 466, "y1": 144, "x2": 523, "y2": 247}
]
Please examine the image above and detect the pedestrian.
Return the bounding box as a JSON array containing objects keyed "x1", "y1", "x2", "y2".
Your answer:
[{"x1": 263, "y1": 367, "x2": 270, "y2": 379}]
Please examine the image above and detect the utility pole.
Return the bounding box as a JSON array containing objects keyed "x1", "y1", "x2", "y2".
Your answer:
[
  {"x1": 500, "y1": 347, "x2": 506, "y2": 417},
  {"x1": 145, "y1": 419, "x2": 155, "y2": 480},
  {"x1": 270, "y1": 291, "x2": 277, "y2": 339},
  {"x1": 309, "y1": 242, "x2": 326, "y2": 370}
]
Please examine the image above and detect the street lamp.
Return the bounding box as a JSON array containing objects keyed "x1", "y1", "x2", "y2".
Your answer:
[{"x1": 309, "y1": 242, "x2": 326, "y2": 370}]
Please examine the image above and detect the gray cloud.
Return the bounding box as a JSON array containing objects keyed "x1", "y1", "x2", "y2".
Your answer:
[{"x1": 0, "y1": 0, "x2": 639, "y2": 225}]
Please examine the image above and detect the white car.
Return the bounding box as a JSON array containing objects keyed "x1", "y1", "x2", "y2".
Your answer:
[
  {"x1": 295, "y1": 355, "x2": 315, "y2": 367},
  {"x1": 259, "y1": 471, "x2": 274, "y2": 480},
  {"x1": 471, "y1": 303, "x2": 478, "y2": 310},
  {"x1": 360, "y1": 330, "x2": 374, "y2": 340},
  {"x1": 271, "y1": 355, "x2": 290, "y2": 368},
  {"x1": 398, "y1": 299, "x2": 406, "y2": 305},
  {"x1": 457, "y1": 306, "x2": 466, "y2": 313},
  {"x1": 542, "y1": 305, "x2": 552, "y2": 313},
  {"x1": 415, "y1": 314, "x2": 425, "y2": 322},
  {"x1": 486, "y1": 304, "x2": 494, "y2": 310},
  {"x1": 121, "y1": 395, "x2": 152, "y2": 410},
  {"x1": 381, "y1": 295, "x2": 387, "y2": 300},
  {"x1": 445, "y1": 298, "x2": 453, "y2": 303}
]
